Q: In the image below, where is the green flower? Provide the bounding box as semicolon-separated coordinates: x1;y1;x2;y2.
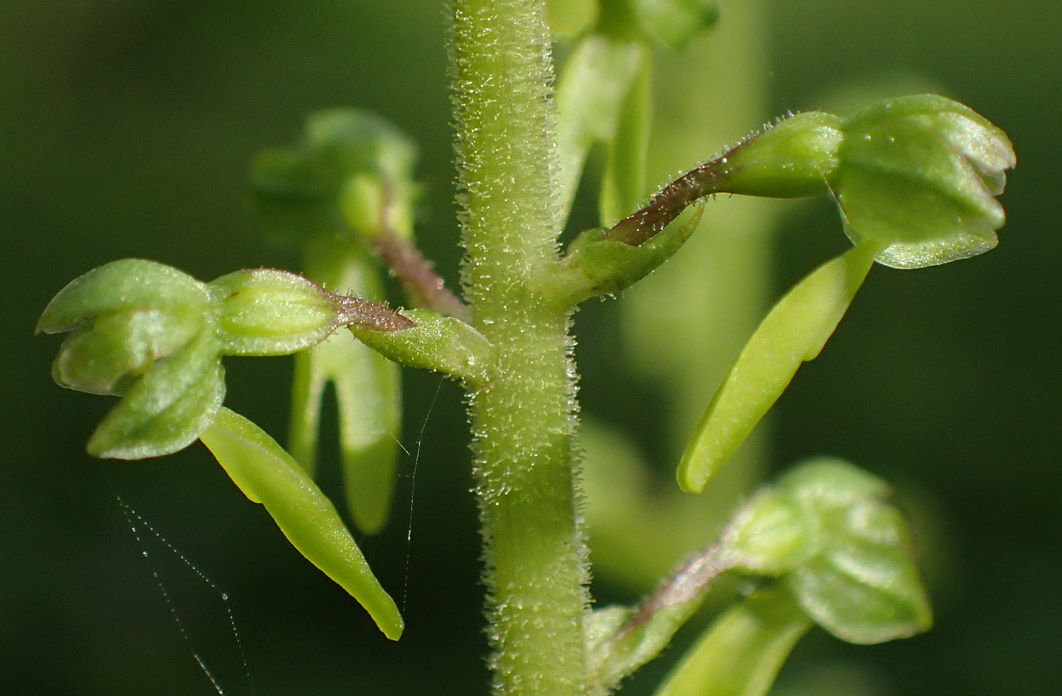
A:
38;259;411;459
833;94;1016;268
37;259;222;458
713;94;1015;268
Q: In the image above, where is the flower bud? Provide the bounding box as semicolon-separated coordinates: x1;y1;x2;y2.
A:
833;94;1016;268
40;260;411;459
774;459;930;644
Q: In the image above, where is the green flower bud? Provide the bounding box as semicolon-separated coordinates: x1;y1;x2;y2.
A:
714;96;1014;269
834;94;1015;268
38;260;222;458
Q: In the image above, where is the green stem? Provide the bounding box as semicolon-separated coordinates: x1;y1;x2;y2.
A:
451;1;588;694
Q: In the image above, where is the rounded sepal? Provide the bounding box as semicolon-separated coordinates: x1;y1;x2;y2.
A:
51;307;205;396
36;258;209;335
87;332;225;459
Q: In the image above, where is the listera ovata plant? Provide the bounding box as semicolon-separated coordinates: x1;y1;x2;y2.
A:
37;2;1014;694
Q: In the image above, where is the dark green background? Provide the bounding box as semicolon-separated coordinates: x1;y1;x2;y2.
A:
2;1;1058;694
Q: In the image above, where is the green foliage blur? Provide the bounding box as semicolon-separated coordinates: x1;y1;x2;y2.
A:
3;1;1059;694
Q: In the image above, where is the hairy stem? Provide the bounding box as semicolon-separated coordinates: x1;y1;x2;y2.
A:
450;1;588;694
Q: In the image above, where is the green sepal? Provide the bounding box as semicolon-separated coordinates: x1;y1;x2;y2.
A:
629;0;719;50
88;332;225;459
199;407;404;641
550;203;703;306
653;585;812;696
775;456;891;505
36;258;209;335
349;308;492;386
678;241;879;493
289;238;402;534
775;459;932;644
836;95;1015;268
209;268;346;356
51;306;206;396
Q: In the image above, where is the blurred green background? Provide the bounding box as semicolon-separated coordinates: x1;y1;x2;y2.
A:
2;1;1059;694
